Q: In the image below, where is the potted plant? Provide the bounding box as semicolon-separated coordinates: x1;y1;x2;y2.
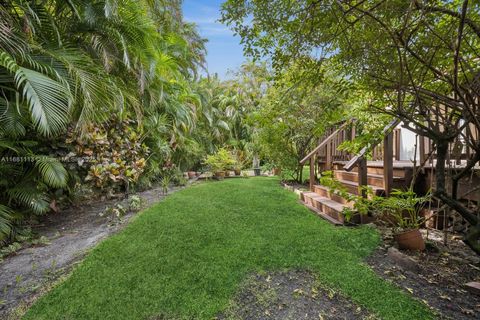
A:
187;171;196;179
232;156;243;176
368;189;431;251
203;149;236;180
231;148;249;176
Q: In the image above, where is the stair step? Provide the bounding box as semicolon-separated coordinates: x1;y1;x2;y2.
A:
333;170;404;188
313;185;353;205
302;201;343;226
302;192;348;223
336;179;384;196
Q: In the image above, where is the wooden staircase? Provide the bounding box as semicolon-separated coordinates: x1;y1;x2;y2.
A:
301;162;412;225
298;118;480;232
299;119;413;225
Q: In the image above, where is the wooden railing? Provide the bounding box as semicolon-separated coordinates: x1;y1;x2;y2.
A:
302;111;480;200
301;118;401;196
343;119;401;196
300;119;356;191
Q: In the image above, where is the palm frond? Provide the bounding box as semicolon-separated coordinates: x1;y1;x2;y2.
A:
0;205;13;242
0;96;26;137
0;51;72;136
34;156;68;188
7;185;50;215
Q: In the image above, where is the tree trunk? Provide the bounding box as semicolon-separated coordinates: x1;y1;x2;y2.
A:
434;140;480;254
298;164;304;184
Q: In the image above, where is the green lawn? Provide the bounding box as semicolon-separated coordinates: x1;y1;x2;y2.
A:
24;177;432;320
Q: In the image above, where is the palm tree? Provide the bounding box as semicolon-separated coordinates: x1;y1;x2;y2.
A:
0;0;207;244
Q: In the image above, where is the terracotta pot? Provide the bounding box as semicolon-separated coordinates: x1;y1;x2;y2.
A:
187;171;196;179
234;169;241;176
273;168;281;176
214;171;225;180
394;229;425;251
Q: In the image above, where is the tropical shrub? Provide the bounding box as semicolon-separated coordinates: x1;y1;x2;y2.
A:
231;148;251;170
68;119;149;194
204;149;236;173
0;0;206;247
0;148;68;245
160;175;172;195
255;62;347;182
128;195;145;212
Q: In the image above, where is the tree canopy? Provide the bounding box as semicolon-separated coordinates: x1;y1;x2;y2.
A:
221;0;480;252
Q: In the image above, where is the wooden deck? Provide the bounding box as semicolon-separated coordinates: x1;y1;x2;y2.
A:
299;120;480;227
334;160;480;170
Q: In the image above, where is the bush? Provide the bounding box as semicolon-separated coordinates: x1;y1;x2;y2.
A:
203;149;236;172
68;119;149;194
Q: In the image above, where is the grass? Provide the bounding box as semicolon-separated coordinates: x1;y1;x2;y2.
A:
24;177;432;320
279;165;311;184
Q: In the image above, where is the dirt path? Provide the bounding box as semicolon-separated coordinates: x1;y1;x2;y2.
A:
0;182;196;317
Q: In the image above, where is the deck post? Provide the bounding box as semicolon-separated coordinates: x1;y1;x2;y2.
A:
325;140;332;171
309;155;315;191
383;131;394;196
394;129;401;161
358;157;368;198
419;135;425;164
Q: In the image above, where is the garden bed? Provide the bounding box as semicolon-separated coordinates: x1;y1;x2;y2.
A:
282;181;480;319
367;228;480;319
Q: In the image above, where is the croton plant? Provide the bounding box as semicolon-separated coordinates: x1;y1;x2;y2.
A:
67;119;149;192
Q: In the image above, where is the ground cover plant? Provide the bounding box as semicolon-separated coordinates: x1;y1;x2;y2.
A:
24;178;432;320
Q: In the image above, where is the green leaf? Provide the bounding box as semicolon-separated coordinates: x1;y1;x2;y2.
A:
0;205;13;241
7;185;50;215
0;51;71;137
35;157;68;188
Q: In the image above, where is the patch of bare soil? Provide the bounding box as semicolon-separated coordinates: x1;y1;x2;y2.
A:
366;228;480;319
218;270;373;320
0;181;197;318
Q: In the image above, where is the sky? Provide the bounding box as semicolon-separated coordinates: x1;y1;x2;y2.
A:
182;0;246;79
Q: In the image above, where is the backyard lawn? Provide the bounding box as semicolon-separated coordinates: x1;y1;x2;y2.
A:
24;177;432;319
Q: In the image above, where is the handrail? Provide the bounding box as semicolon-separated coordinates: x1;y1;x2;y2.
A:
299;119;354;165
343;118;401;172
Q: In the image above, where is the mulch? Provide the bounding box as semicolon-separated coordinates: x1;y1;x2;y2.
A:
366;228;480;319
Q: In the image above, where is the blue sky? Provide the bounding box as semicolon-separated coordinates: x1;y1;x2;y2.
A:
182;0;245;79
